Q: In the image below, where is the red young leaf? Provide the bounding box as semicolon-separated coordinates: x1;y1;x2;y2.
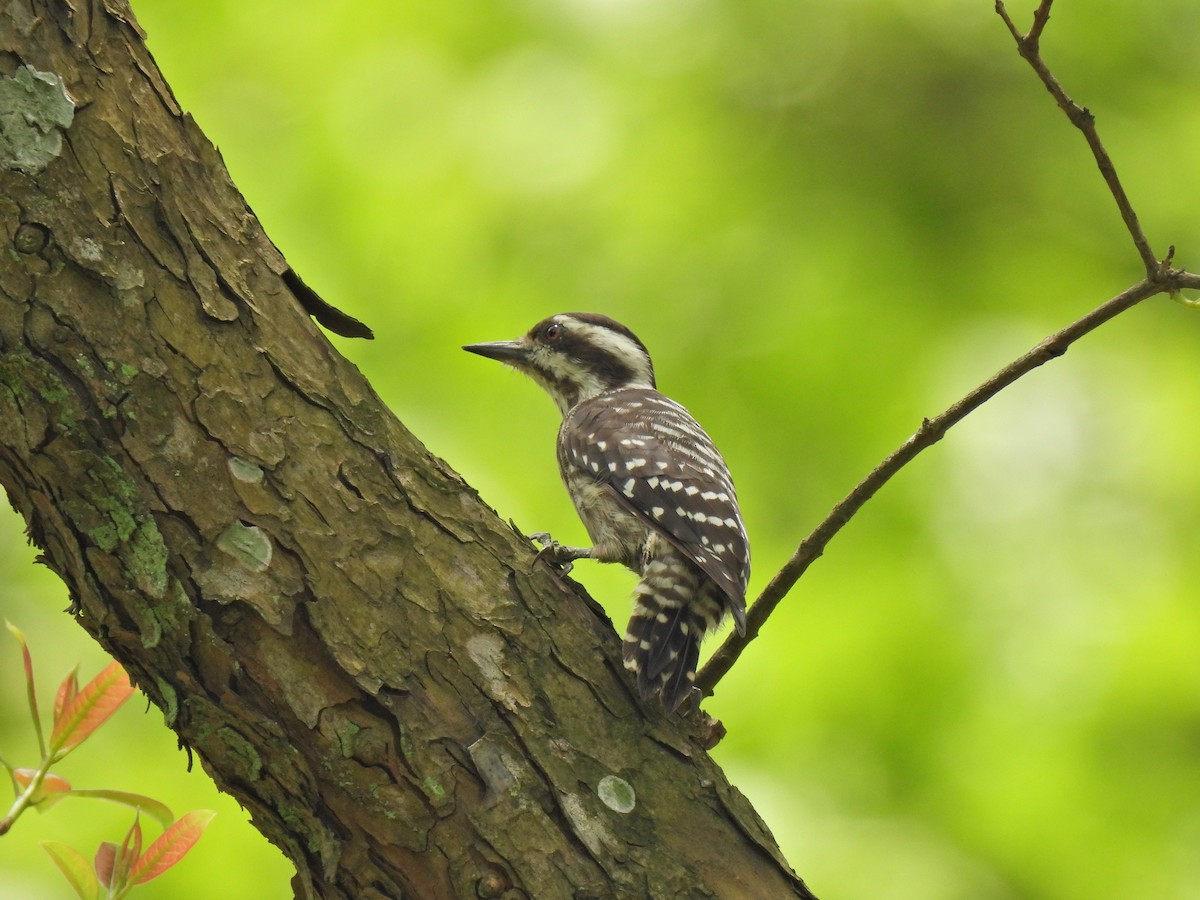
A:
94;841;117;889
129;810;215;885
117;815;144;888
49;661;135;756
55;666;80;724
12;768;72;804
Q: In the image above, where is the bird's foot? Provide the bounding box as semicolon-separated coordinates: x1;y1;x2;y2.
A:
529;533;590;575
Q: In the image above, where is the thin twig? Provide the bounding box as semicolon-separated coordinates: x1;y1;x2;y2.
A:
697;272;1200;696
696;7;1200;696
995;0;1159;274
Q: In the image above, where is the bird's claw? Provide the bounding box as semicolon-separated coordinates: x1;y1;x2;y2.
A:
530;533;575;575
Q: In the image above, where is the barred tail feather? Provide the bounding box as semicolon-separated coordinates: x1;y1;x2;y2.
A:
659;634;701;714
622;555;724;712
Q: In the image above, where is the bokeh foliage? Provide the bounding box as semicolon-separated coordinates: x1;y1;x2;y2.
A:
4;1;1200;897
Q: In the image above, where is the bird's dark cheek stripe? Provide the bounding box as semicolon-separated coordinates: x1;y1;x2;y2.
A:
562;337;634;391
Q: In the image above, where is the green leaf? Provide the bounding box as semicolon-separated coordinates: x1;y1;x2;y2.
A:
48;661;135;757
41;840;101;900
129;810;215;885
39;788;174;828
6;621;46;757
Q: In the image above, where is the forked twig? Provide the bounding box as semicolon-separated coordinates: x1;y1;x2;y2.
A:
995;0;1158;274
696;2;1200;697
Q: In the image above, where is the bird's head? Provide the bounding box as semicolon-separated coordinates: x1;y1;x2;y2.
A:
464;312;656;415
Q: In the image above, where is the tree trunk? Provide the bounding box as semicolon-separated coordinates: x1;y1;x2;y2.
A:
0;2;812;897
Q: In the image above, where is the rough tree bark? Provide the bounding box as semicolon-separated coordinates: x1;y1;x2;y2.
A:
0;2;812;897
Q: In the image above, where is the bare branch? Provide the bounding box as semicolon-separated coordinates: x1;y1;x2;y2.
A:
1028;0;1053;43
697;7;1200;696
994;0;1027;44
996;0;1159;274
698;271;1198;695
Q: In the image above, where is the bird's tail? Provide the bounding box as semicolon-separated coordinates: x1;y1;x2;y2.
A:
622;552;726;712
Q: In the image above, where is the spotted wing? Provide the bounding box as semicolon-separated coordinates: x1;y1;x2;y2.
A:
560;388;749;631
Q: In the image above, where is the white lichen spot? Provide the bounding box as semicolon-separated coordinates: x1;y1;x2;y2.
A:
0;67;75;174
597;774;636;814
227;456;264;484
215;520;271;572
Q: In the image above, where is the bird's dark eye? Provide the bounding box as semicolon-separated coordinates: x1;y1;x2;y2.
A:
543;323;562;342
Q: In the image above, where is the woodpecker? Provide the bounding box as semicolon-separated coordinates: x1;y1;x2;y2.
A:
464;313;749;712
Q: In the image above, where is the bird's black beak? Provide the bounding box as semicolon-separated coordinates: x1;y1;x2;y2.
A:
462;339;530;366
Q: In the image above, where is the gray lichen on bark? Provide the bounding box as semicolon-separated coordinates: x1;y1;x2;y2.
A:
0;65;75;174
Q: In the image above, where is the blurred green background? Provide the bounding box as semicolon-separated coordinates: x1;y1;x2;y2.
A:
4;1;1200;897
